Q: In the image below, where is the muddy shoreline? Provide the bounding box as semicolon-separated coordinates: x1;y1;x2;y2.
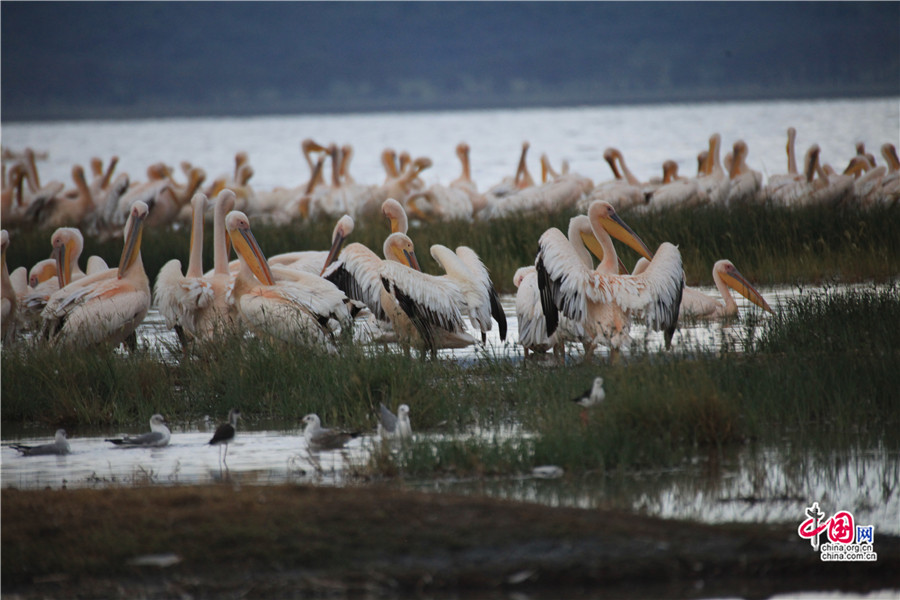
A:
3;484;898;598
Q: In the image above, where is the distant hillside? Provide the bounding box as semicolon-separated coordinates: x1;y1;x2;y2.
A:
2;2;898;121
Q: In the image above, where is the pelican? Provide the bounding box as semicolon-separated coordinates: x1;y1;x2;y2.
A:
696;134;730;205
267;214;354;275
10;429;71;456
106;414;171;448
209;408;240;466
154;193;213;345
726;140;763;205
192;189;239;338
514;212;624;359
382;198;408;233
766;127;804;193
40;201;151;348
2;230;18;341
226;210;352;350
429;244;507;343
634;258;773;320
325;233;474;355
879;143;900;205
302;413;360;451
536;201;684;359
377;403;412;440
580;148;645;213
514;266;555;357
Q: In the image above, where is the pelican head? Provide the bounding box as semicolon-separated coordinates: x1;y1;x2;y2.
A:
384;232;420;271
118;201;149;278
588;201;653;261
382;198;408;234
882;143;900;171
714;260;774;314
50;227;84;287
226;210;274;286
321;214;355;275
603;148;622;179
513;266;532;288
29;258;57;288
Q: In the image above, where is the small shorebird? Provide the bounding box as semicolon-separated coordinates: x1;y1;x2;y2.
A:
572;377;605;424
209;408;241;466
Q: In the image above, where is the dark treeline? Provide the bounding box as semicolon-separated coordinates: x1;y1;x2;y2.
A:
2;2;898;121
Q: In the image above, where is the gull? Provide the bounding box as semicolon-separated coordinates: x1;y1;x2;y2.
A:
302;413;360;451
106;414;171;448
377;403;412;440
209;408;240;465
572;377;605;424
10;429;71;456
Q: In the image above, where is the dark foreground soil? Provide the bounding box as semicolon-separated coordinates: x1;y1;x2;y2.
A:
2;483;898;599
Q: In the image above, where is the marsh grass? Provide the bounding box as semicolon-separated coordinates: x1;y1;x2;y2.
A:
2;275;898;475
5;203;898;295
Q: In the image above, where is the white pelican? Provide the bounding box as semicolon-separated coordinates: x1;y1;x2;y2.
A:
209;408;240;466
766;127;804;193
429;244;507;343
880;143;900;205
324;233;474;355
154;193;214;344
768;145;823;206
514;266;556;357
2;229;18;341
378;403;412;440
21;227;95;321
10;429;71;456
580;148;646;213
226;210;352;350
267;214;354;275
643;161;707;211
192;189;239;338
106;414;171;448
697;134;730;205
514;212;624;359
726;141;763;205
302;413;360;451
634;257;773;319
383;198;408;233
536;201;684;359
40;201;151;348
405;143;487;222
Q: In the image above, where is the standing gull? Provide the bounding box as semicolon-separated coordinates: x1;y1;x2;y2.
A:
377;403;412;440
302;414;360;451
106;414;171;448
10;429;71;456
209;408;241;465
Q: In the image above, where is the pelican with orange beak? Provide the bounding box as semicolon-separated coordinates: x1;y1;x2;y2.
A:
41;201;151;348
226;210;352;350
536;200;684;359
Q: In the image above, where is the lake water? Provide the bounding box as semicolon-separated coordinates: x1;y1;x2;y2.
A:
3;100;898;547
3;98;898;193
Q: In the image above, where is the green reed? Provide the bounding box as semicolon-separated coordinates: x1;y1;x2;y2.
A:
5;203;898;296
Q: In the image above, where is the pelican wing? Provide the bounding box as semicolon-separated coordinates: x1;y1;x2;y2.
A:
381;261;467;351
154;259;214;330
515;267;554;350
535;227;591;336
270;267;351;326
455;246;507;341
323;243;387;321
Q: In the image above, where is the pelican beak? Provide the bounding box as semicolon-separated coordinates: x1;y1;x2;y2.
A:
403;248;422;271
229;225;274;285
617;257;629;275
600;212;653;261
118;211;145;278
580;231;606;264
720;267;774;313
51;243;67;287
319;229;348;276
